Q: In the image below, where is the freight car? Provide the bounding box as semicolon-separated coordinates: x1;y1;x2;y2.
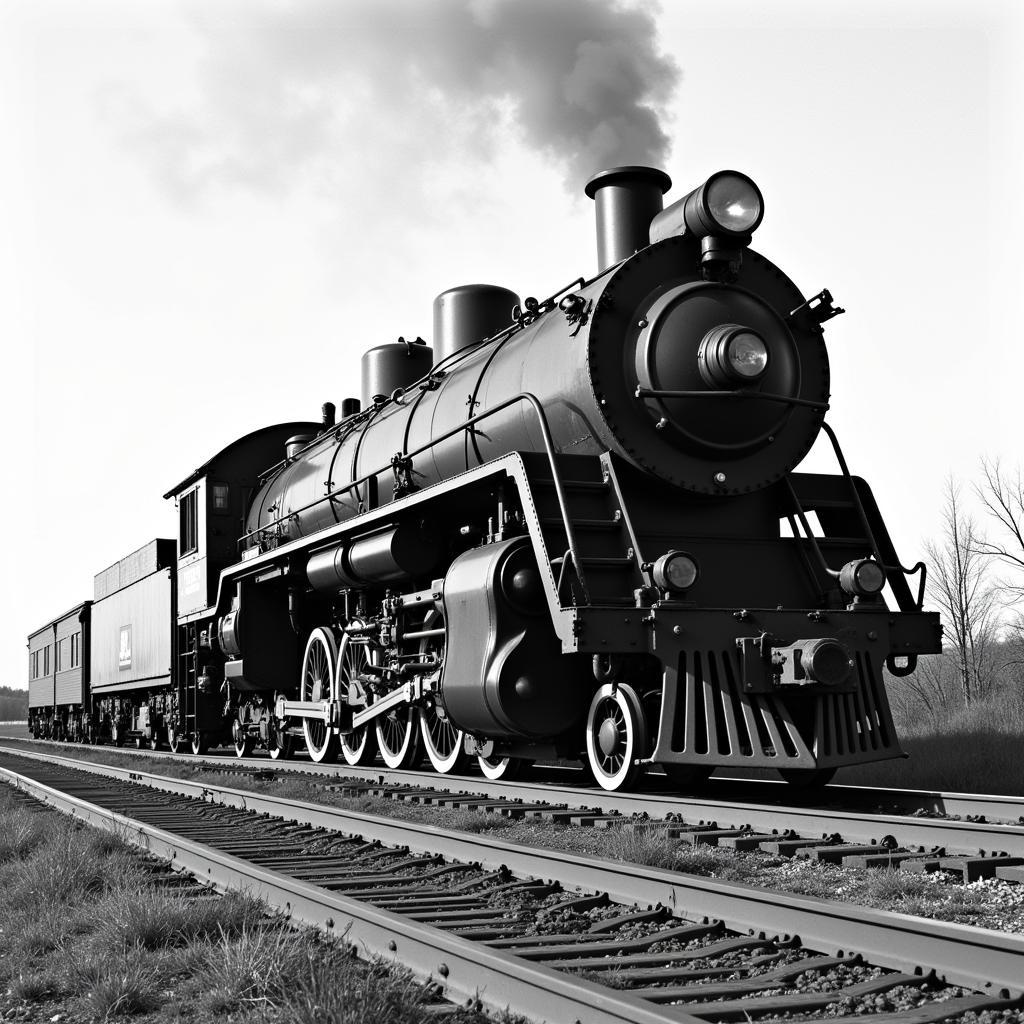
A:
28;164;942;791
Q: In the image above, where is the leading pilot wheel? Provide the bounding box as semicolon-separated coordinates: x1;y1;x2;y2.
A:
779;767;836;788
301;627;341;764
585;683;648;792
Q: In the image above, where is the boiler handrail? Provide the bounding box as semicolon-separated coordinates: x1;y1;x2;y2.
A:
239;393;590;606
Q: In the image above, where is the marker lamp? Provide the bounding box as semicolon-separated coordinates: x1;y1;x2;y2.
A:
652;550;699;593
839;559;886;598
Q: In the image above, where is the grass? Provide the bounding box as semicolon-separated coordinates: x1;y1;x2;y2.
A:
838;692;1024;795
0;783;508;1023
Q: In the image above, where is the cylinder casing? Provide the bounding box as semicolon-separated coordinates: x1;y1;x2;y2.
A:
306;525;441;592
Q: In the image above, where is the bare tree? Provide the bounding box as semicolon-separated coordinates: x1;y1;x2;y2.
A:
923;480;999;706
975;457;1024;600
888;650;958;723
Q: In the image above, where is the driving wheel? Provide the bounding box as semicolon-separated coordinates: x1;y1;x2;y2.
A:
301;627;340;764
338;632;379;767
417;611;465;774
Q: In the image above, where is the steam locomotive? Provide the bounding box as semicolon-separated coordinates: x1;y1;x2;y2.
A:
27;165;941;791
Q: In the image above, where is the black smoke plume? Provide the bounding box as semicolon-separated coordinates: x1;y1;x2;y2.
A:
112;0;678;202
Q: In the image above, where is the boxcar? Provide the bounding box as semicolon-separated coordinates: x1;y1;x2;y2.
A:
27;602;90;739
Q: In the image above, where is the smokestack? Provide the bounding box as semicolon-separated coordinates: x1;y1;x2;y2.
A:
585;166;672;273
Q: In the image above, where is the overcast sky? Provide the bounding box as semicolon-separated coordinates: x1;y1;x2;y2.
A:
2;0;1022;688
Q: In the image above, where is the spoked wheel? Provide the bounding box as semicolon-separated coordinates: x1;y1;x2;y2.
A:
168;725;185;754
134;737;144;749
585;683;648;792
233;721;254;759
302;627;341;764
416;610;464;773
477;754;531;781
268;726;293;760
337;633;379;767
662;764;712;791
191;733;209;756
420;702;466;774
376;706;422;770
779;767;836;788
148;734;160;751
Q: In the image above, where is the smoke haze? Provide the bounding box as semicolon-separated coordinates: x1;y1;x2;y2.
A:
109;0;678;204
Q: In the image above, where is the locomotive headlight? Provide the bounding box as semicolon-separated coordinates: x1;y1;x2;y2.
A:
704;172;764;235
652;550;699;593
698;324;770;389
726;332;769;378
649;170;764;247
839;558;886;598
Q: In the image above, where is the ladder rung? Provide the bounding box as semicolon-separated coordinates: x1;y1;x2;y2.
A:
552;555;634;568
540;517;619;531
786;536;868;546
532;478;608;492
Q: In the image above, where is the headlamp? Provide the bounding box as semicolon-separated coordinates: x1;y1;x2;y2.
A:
839;559;886;598
652;550;699;593
698;324;770;388
704;172;764;235
649;169;765;245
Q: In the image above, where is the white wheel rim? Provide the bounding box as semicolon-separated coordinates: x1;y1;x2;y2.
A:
478;754;514;781
420;705;464;773
415;609;457;771
376;707;417;768
585;683;647;792
338;635;377;767
301;627;338;763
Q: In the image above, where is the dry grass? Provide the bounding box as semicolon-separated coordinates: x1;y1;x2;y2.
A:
0;783;502;1023
838;692;1024;794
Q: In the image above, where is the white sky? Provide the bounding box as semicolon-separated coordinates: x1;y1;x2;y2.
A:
2;0;1022;687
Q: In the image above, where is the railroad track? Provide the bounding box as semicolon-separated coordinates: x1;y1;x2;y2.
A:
0;746;1022;1024
4;735;1024;880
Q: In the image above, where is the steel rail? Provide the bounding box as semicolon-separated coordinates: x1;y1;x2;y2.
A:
4;736;1023;853
0;760;701;1024
4;745;1022;997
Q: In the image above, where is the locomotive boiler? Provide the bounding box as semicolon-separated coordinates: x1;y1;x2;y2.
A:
30;164;942;792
